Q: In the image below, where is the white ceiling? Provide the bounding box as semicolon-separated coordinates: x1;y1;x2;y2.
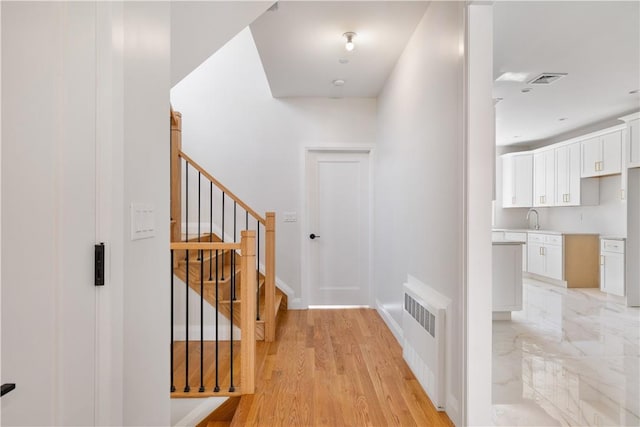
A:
249;1;429;98
494;1;640;146
171;1;274;87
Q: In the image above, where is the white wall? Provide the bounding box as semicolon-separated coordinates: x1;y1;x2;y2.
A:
533;175;626;235
2;2;172;426
121;2;171;425
171;1;273;86
465;4;495;426
172;276;239;341
170;28;377;305
374;2;465;425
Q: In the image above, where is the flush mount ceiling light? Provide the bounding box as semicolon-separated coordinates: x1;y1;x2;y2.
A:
495;72;529;83
343;32;357;52
332;79;345;86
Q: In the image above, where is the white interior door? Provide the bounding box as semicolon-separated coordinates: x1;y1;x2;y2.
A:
307;150;371;306
1;3;98;425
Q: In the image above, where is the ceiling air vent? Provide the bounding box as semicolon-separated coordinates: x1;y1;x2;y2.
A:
528;73;567;85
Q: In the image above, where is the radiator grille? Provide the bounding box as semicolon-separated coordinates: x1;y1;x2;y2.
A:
404;293;436;337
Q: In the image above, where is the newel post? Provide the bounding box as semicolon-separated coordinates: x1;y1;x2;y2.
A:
240;230;257;393
171;109;182;247
265;212;276;342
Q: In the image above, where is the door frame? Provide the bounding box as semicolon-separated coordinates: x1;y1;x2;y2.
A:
301;146;375;308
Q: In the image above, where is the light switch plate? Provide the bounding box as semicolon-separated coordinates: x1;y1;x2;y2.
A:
130;203;155;240
283;211;297;223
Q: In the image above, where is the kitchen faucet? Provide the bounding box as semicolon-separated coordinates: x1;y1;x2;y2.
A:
526;208;540;230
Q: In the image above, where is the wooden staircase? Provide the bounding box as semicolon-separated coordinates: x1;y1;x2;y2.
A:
173;232;287;341
170;108;286;399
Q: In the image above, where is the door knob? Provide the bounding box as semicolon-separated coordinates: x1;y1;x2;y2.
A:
309;233;320;240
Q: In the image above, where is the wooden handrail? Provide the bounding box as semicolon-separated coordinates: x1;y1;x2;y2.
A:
170;242;241;251
178;150;266;225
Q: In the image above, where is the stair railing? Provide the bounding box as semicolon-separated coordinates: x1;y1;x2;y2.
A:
169;231;256;395
170;109;277;342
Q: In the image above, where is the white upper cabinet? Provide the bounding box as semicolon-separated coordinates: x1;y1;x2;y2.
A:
601;131;623;175
628;119;640;168
555;143;599;206
533;149;555;207
581;130;622;177
502;153;532;208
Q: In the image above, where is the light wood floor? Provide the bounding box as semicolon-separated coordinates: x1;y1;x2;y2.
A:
230;309;454;426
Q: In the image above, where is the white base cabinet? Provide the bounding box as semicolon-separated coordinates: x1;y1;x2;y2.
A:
527;233;563;281
526;232;599;288
600;238;625;297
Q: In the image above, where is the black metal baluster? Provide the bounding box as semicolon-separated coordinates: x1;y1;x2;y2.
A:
257;221;260;321
209;181;213;280
214;249;220;392
245;211;248;230
221;193;225;280
185;248;190;392
197;172;201;260
171;250;175;392
199;249;204;392
229;262;235;393
185;162;189;254
233;202;237;301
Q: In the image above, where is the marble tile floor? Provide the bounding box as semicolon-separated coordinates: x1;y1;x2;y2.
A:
492;278;640;426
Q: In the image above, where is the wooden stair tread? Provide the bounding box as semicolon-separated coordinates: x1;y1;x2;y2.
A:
182;233;222;243
171;389;243;399
178;251;233;266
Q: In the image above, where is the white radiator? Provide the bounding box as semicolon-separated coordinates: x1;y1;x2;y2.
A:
402;276;447;410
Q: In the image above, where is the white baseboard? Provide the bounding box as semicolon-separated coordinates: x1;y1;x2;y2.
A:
375;299;403;345
172;397;228;427
446;393;461;427
287;298;306;310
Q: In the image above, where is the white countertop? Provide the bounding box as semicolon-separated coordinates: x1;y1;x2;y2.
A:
493;228;562;235
492;241;525;245
600;236;626;241
493;228;601;236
